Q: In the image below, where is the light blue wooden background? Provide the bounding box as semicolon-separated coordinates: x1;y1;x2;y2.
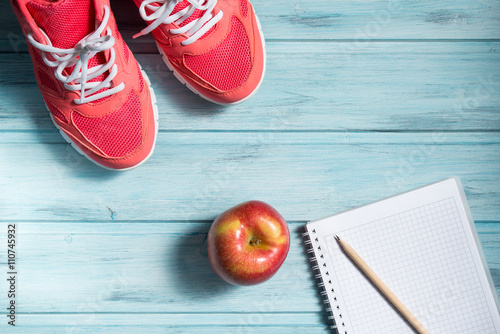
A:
1;0;499;333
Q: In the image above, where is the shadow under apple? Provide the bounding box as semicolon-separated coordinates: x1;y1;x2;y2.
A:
169;221;235;300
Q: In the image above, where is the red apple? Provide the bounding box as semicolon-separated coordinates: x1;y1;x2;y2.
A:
207;200;290;286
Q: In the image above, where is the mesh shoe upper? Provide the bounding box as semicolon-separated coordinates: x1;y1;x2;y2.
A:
11;0;158;170
26;0;95;49
73;91;143;158
27;0;111;102
184;16;251;91
134;0;266;104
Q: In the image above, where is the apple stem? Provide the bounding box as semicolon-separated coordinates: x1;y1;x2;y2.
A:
249;238;261;246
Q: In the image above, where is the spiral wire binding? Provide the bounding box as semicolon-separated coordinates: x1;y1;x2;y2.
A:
303;228;346;333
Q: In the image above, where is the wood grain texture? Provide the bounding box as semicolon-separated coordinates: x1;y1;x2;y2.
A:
1;0;500;52
2;43;500;131
0;222;498;315
1;322;325;334
0;0;498;332
1;132;500;221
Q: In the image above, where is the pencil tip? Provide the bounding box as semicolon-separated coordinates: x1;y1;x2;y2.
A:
334;235;340;241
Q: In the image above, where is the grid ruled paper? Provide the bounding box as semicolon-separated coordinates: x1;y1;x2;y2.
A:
306;178;500;334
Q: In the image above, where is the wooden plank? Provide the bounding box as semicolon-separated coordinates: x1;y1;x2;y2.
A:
4;313;323;327
0;132;499;221
0;327;325;334
2;0;500;52
0;222;320;314
3;323;325;334
0;222;497;317
1;42;499;132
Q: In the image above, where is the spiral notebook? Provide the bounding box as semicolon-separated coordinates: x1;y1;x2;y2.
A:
304;177;500;333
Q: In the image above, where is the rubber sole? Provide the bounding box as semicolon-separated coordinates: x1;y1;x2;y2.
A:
47;63;159;171
155;8;267;106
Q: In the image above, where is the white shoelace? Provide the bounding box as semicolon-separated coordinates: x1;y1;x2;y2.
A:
133;0;223;46
27;5;125;105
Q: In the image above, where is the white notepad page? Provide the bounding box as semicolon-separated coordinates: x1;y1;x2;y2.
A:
306;178;500;333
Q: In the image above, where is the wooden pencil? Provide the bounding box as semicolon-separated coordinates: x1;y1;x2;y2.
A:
335;235;430;334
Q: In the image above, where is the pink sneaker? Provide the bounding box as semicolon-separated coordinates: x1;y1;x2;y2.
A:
11;0;159;170
133;0;266;105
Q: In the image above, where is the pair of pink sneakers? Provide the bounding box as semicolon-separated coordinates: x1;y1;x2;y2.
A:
11;0;266;170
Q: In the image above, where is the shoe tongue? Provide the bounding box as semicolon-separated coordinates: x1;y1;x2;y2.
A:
145;1;207;28
172;0;205;27
26;0;96;49
27;0;111;101
144;1;205;27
